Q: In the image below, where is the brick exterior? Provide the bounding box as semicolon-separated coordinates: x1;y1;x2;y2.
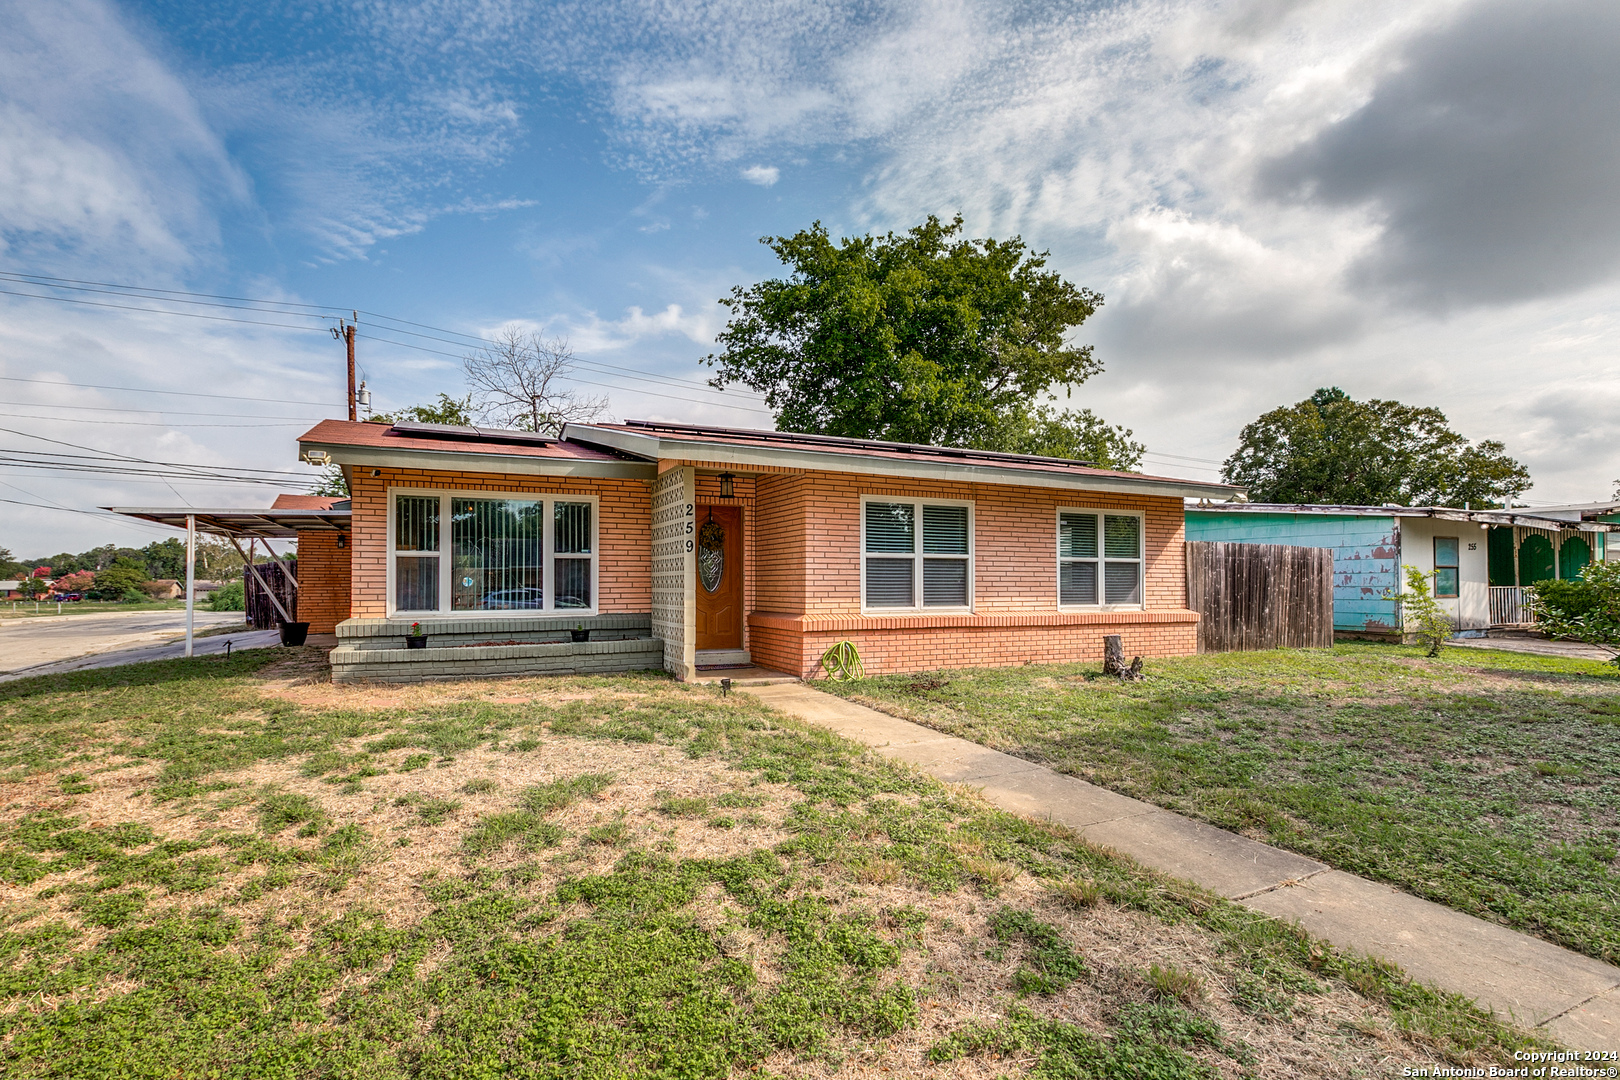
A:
745;469;1196;678
293;530;351;634
339;461;1198;681
346;468;652;619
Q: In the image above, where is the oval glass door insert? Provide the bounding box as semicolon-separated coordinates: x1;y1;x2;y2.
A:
698;517;725;592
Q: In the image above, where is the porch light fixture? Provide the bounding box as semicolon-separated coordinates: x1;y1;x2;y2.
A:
336;535;348;549
718;472;735;499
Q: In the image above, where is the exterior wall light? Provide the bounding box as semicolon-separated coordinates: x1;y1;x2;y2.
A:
336;534;348;549
719;472;735;499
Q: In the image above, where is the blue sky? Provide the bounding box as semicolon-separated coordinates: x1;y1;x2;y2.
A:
3;0;1618;555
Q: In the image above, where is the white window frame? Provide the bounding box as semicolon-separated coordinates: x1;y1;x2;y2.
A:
386;488;599;619
859;495;975;614
1056;507;1146;611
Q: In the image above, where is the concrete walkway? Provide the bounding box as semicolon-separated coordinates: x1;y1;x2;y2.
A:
1448;634;1615;663
743;681;1620;1048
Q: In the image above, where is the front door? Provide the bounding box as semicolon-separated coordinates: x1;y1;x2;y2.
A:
695;504;743;650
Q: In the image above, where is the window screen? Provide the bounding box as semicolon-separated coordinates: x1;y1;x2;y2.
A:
863;500;971;608
554;502;593;609
1434;536;1459;599
1058;511;1143;607
394;495;440;611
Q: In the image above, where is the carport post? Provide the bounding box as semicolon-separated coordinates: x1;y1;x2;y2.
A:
185;514;196;658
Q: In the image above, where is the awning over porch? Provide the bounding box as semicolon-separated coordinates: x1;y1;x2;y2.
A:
104;500;351;656
104;504;350;538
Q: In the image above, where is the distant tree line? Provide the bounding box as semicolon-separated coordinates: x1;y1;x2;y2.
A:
1;538;263;586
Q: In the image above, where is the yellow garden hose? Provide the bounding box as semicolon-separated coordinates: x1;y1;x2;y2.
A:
820;640;865;680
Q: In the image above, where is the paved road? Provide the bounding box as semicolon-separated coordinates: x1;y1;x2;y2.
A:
0;609;248;674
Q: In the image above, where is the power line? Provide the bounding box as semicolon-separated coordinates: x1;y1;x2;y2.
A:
0;271;342;322
0;413;312;429
0;427;314;477
0;270;349;314
350;315;769;400
1;267;767;403
0;375;337;408
0;285;332;331
357;330;773;412
1;399;328;419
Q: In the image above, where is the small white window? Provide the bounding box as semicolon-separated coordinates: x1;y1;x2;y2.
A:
389;490;597;617
1058;509;1143;608
862;497;973;611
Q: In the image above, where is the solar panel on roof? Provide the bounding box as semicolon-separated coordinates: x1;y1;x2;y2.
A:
388;421;553;446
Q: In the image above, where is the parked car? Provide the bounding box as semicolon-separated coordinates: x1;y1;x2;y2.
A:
479;587;544;610
55;593;83;602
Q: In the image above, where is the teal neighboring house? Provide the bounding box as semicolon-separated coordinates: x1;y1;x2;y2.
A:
1185;501;1620;637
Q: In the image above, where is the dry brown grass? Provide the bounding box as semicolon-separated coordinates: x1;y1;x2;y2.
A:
0;671;1522;1077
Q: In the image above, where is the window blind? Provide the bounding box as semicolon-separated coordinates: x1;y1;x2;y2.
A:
865;502;915;552
451;499;544;611
922;505;968;554
1103;515;1140;559
865;558;914;606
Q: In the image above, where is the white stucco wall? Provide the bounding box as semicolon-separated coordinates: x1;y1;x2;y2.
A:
1396;517;1490;631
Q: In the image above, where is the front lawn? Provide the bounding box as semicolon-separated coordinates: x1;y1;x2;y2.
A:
0;651;1545;1076
825;643;1620;966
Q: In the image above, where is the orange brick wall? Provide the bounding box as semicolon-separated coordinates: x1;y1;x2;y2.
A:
347;468;652;619
294;530;351;633
748;613;1199;679
746;469;1195;677
751;469;1188;615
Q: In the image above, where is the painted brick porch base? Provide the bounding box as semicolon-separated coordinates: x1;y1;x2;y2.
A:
746;610;1201;680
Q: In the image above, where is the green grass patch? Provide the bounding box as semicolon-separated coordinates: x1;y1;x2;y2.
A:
0;663;1554;1076
825;641;1620;963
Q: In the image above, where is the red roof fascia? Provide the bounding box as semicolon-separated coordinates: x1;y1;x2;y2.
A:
296;419;626;462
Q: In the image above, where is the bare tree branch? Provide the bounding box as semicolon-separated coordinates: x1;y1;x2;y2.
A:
462;328;607;435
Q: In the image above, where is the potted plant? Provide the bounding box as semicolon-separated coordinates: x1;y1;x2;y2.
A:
406;622;428;649
278;619;310;647
570;622;590;643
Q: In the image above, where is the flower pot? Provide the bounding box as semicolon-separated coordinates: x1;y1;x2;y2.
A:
406;636;428;650
278;621;310;647
570;629;591;643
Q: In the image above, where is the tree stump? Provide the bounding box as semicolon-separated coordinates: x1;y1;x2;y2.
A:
1102;635;1145;681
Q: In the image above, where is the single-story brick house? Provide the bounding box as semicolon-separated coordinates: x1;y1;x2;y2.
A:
288;418;1234;683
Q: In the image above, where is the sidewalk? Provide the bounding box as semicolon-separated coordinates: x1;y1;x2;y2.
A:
743;681;1620;1047
0;629;289;683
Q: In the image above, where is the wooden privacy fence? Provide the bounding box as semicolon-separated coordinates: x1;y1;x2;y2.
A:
245;561;297;630
1186;541;1334;653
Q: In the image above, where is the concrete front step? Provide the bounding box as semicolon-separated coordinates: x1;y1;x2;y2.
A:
330;636;663;683
742;681;1620;1046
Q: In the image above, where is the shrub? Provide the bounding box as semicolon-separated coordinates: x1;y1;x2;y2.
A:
209;581;245;611
1399;566;1455;657
1531;563;1620;665
119;587;149;604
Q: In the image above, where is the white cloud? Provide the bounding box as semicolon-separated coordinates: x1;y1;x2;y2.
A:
0;0;244;274
740;164;779;186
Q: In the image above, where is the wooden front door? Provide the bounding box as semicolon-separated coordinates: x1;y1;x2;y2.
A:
695;505;743;650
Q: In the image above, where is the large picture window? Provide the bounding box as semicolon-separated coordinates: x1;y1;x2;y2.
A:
861;498;972;611
1058;510;1143;608
390;490;596;615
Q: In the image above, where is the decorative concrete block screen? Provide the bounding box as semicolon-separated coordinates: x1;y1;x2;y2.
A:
652;466;696;679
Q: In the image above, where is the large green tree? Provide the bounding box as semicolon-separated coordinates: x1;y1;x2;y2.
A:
1222;388;1531;507
704;216;1141;468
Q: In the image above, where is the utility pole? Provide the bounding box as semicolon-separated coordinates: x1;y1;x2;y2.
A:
332;312;358;421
